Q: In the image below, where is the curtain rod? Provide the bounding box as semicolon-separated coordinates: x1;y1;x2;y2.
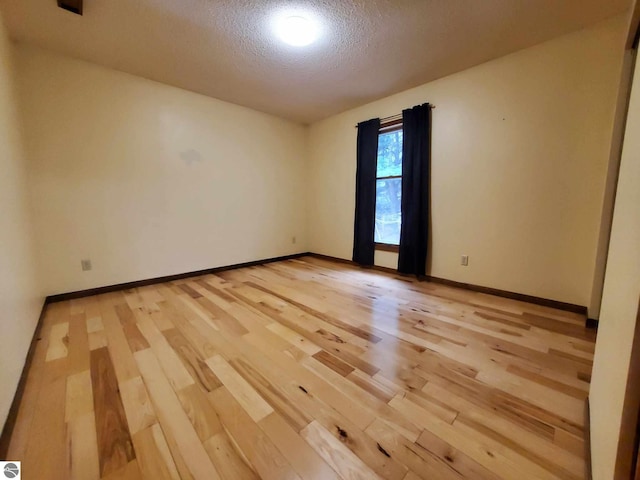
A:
355;104;435;128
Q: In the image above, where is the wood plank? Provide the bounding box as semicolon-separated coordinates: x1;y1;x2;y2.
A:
196;278;239;304
195;295;249;336
258;412;341;480
163;327;223;392
115;303;151;353
241;330;377;431
132;423;180;480
46;322;69;362
312;349;355;376
90;346;136;476
301;354;422;444
101;459;142;480
206;354;274;422
347;369;398;403
414;426;503;480
21;357;70;480
422;380;583;474
67;313;90;374
119;375;157;435
209;386;301;480
65;370;100;480
455;414;582;480
506;364;587;400
67;412;100;480
136;312;195;391
266;322;322;355
135;348;222;480
86;315;104;333
391;394;559;480
302;389;409;479
204;432;260;480
301;420;383;480
246;280;383;343
177;383;224;442
229;357;313;433
150;310;176;331
100;295;141;383
5;310;50;461
178;283;202;298
365;417;500;480
554;428;585;458
88;330;108;351
65;369;93;422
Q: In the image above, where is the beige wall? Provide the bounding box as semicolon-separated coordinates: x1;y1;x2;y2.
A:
588;48;635;319
0;17;42;429
308;17;625;307
589;50;640;480
16;45;309;296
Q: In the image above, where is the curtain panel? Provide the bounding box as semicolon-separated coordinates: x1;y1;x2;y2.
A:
352;118;381;265
398;103;431;276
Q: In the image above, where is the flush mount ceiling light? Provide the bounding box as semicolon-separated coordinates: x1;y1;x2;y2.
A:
274;13;320;47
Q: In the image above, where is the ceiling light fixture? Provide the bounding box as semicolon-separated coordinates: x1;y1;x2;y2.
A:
274;14;319;47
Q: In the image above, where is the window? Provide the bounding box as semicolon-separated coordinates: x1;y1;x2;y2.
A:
375;121;403;249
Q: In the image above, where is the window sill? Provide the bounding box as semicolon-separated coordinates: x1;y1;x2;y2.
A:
375;243;399;253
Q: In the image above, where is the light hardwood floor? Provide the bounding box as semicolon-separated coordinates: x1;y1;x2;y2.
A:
6;256;595;480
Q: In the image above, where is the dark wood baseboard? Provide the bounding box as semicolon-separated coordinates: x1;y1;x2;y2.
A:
586;318;599;330
49;249;585;314
308;252;353;266
0;300;48;460
47;252;310;303
424;276;587;315
308;252;588;315
585;397;593;480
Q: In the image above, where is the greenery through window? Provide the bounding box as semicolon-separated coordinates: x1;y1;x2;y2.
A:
375;126;402;245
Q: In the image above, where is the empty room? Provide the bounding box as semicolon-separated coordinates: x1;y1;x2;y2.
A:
1;1;640;479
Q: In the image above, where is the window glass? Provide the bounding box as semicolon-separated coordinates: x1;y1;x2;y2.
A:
377;130;402;177
375;178;401;244
375;128;402;245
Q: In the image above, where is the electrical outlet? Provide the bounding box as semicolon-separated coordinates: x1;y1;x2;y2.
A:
461;255;469;266
81;259;92;271
292;236;297;244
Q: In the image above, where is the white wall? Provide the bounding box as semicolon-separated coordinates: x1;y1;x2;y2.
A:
0;16;42;430
308;17;625;307
589;50;640;480
16;45;309;296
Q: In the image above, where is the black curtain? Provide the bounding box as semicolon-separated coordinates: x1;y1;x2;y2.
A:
352;118;381;266
398;103;431;276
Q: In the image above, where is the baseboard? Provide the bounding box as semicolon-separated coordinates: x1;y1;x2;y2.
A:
425;276;587;315
586;318;599;330
585;397;593;480
47;252;311;303
0;300;49;460
45;251;589;316
308;252;588;315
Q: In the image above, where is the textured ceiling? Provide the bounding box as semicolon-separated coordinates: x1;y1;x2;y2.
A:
1;0;630;124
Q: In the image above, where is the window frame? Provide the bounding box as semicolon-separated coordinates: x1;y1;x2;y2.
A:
374;118;403;252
